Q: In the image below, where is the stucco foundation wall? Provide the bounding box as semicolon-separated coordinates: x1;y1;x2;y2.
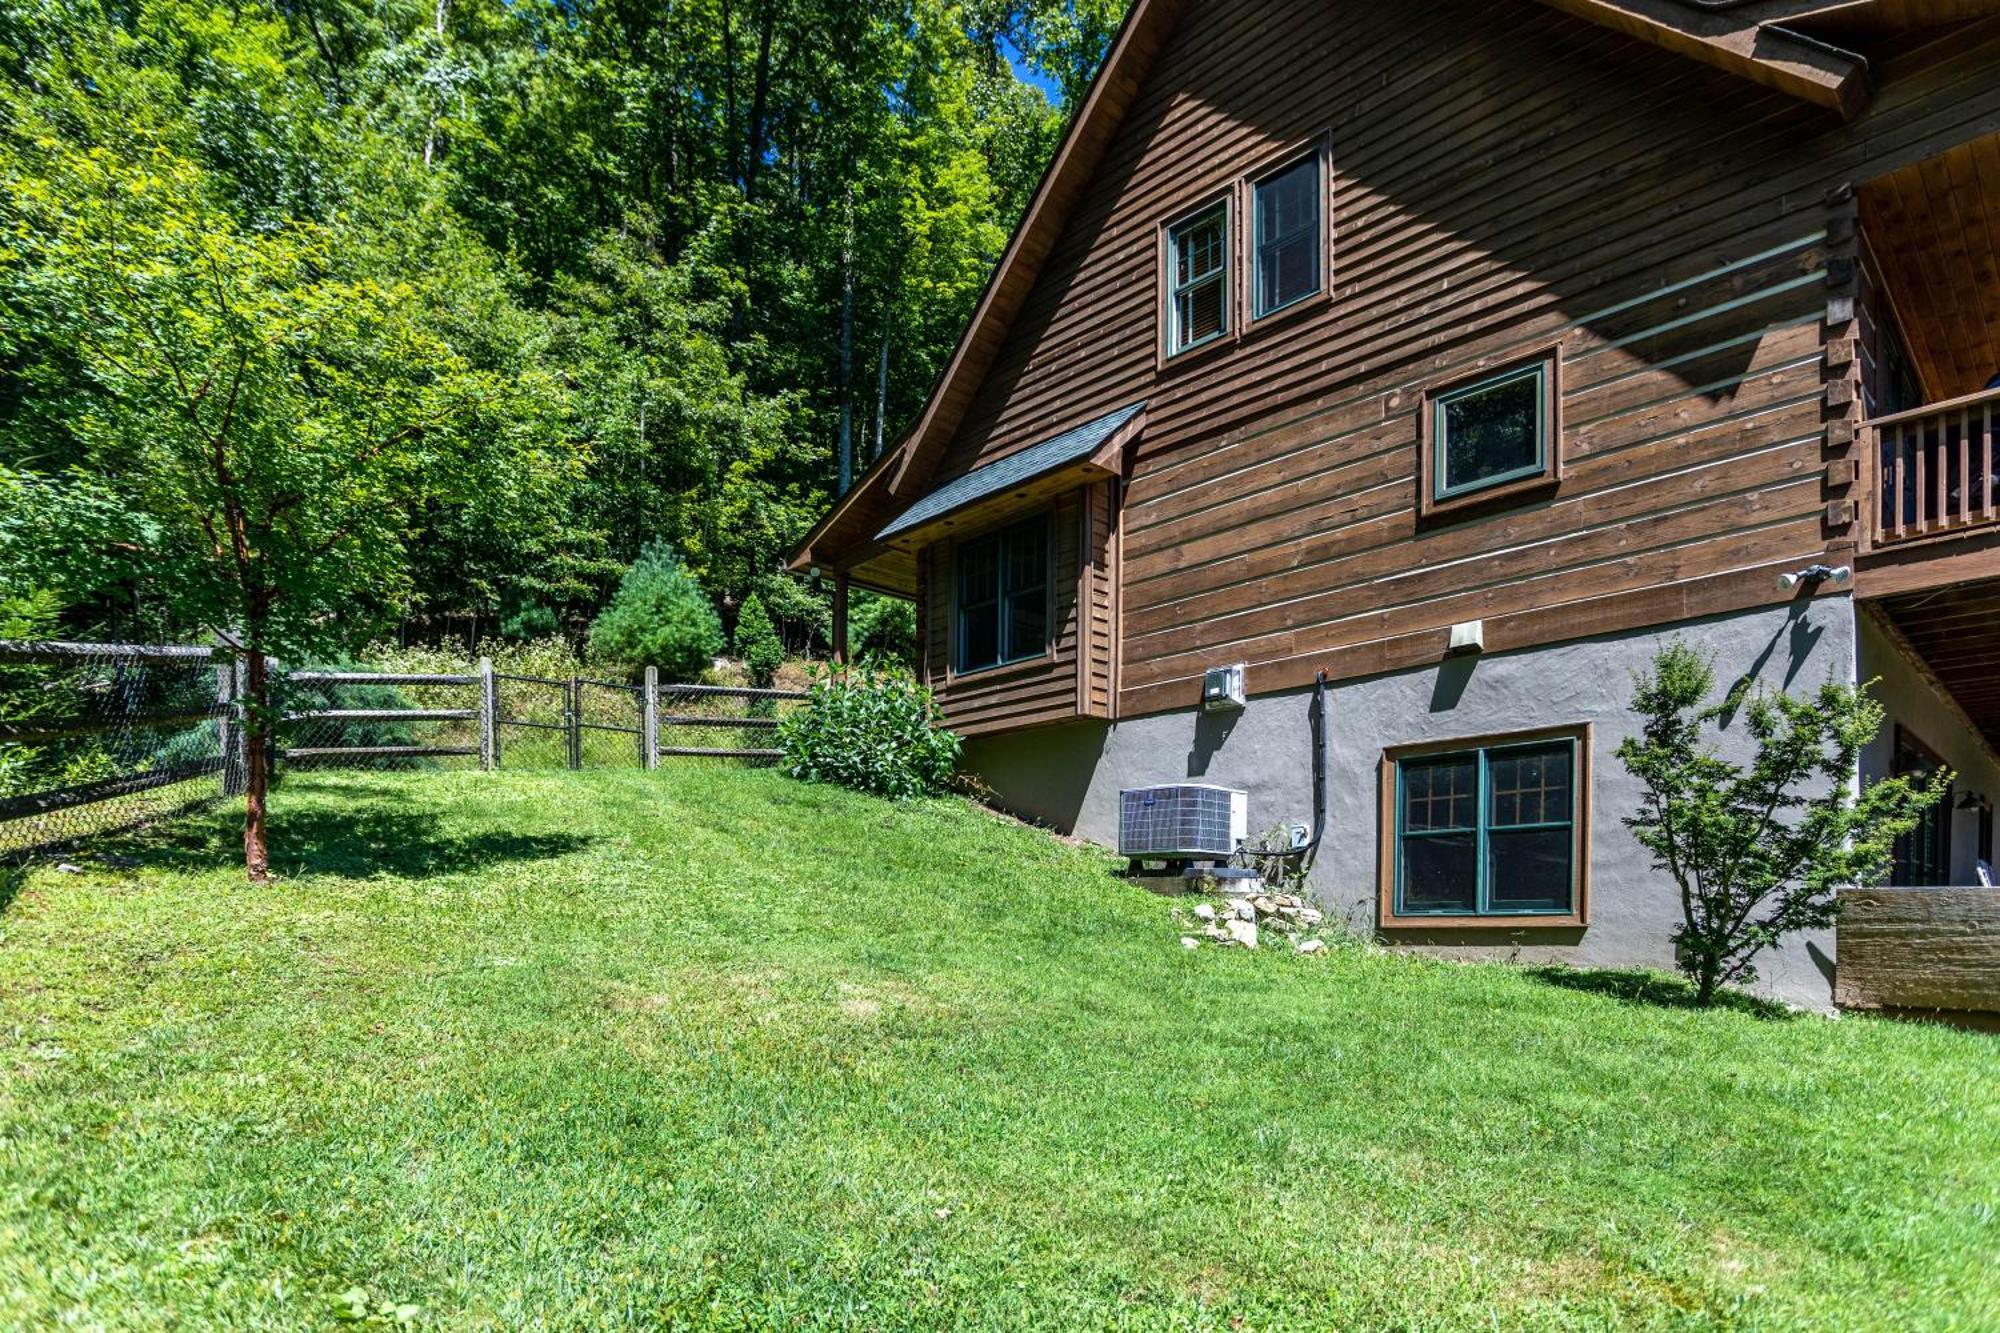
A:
1857;609;2000;885
965;597;1861;1008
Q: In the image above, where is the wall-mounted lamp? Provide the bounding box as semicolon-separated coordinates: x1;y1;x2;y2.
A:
1955;791;1991;812
1775;564;1853;592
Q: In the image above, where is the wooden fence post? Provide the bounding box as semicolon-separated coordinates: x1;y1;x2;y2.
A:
217;650;245;797
643;666;659;770
566;675;582;770
478;656;496;771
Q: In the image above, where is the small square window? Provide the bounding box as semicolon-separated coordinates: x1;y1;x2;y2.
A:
1381;729;1589;927
1253;156;1321;318
1167;203;1230;355
1420;350;1563;515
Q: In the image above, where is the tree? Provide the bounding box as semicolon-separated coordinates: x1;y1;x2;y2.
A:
734;592;784;687
586;545;724;682
2;131;570;881
1617;642;1949;1007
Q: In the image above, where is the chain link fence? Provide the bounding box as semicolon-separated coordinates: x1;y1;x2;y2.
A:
1;642;806;857
0;641;234;856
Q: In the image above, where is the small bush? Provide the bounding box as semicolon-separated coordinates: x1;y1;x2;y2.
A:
778;666;959;800
586;544;723;682
735;593;784;688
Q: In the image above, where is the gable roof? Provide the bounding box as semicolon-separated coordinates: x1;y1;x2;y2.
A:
788;0;1920;584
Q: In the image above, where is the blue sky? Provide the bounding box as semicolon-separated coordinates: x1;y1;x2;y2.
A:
1000;34;1063;105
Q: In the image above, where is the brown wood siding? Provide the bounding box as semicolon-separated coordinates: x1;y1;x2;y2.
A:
913;0;2000;720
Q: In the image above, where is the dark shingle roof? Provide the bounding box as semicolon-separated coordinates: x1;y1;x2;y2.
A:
876;402;1143;541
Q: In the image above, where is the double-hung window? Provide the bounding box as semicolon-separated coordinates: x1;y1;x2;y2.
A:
954;515;1050;674
1167;203;1229;355
1423;350;1562;513
1390;732;1584;922
1253;156;1321;318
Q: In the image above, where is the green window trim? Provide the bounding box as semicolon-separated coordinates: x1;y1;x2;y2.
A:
1430;361;1551;503
1167;203;1230;356
952;514;1051;676
1393;735;1581;919
1252;154;1323;320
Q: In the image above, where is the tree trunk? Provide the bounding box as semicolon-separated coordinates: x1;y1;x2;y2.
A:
743;2;775;205
837;185;855;493
873;324;889;460
242;644;272;884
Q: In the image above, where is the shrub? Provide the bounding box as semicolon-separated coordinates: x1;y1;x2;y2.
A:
586;544;723;682
735;592;784;688
778;666;959;800
1618;641;1950;1007
849;591;917;668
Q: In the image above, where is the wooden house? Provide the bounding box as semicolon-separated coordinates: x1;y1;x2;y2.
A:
791;0;2000;1007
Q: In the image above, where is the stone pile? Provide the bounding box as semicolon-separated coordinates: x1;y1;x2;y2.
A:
1177;891;1327;953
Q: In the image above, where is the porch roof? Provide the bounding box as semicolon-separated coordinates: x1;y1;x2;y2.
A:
875;402;1144;542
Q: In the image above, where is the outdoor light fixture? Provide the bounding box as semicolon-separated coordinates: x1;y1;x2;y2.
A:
1775;563;1853;592
1956;791;1991;812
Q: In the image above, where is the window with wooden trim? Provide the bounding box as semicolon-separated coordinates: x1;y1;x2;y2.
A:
1420;349;1564;515
1383;728;1588;925
1890;727;1952;886
953;515;1050;674
1167;203;1229;355
1252;155;1321;318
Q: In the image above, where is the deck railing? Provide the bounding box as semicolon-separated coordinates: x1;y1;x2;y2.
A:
1868;386;2000;546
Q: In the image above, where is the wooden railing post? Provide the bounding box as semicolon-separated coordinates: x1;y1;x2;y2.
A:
642;666;659;770
566;676;582;770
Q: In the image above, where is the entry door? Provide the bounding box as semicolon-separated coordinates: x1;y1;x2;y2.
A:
1891;727;1952;887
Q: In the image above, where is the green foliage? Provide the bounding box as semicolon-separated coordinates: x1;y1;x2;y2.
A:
587;545;723;682
734;593;784;688
1617;642;1951;1006
849;590;918;667
779;666;959;799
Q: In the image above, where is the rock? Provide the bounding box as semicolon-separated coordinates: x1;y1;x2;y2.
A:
1295;938;1327;955
1192;903;1217;922
1228;898;1257;922
54;862;83;874
1297;908;1324;927
1181;936;1201;950
1225;918;1259;949
1251;895;1278;917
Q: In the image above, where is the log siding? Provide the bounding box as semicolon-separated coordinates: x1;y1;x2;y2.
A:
902;0;2000;724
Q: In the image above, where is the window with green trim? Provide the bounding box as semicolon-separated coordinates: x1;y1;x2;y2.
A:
1167;203;1229;355
1431;362;1549;502
953;515;1049;674
1253;155;1321;318
1395;736;1579;917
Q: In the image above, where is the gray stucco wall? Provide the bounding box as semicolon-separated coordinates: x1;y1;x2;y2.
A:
1857;610;2000;885
966;597;1863;1008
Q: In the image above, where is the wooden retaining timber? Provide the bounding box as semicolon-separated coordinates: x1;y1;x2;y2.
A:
1834;887;2000;1016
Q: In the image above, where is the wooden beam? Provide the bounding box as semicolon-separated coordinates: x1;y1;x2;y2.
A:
1536;0;1872;118
832;572;850;666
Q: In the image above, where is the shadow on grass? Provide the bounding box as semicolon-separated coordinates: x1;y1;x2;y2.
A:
114;789;592;881
1526;965;1797;1021
0;861;23;915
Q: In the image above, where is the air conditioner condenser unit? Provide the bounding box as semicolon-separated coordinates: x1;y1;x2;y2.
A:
1117;783;1248;860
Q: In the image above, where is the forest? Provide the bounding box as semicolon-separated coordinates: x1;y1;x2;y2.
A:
0;0;1127;660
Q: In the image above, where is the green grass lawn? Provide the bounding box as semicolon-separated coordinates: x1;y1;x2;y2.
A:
2;770;1995;1330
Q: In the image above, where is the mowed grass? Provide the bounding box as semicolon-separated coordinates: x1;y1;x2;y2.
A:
1;771;1995;1330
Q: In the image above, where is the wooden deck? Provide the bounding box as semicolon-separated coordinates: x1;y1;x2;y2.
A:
1835;886;2000;1017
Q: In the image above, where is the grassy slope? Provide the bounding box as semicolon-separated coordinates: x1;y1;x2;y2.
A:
0;770;1994;1330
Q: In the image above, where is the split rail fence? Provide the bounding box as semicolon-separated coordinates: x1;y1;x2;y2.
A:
0;640;801;856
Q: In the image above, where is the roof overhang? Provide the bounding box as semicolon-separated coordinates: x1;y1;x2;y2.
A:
874;402;1142;549
1535;0;1873;118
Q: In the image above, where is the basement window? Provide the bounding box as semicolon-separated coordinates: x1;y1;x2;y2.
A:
1167;202;1230;356
1382;728;1588;927
954;515;1050;674
1253;155;1322;318
1420;348;1564;515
